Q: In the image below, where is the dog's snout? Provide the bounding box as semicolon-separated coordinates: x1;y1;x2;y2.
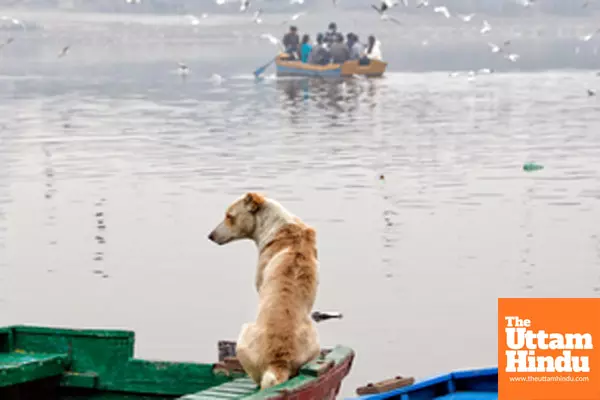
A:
208;231;215;242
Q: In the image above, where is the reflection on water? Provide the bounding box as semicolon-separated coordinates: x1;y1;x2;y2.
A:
1;11;600;398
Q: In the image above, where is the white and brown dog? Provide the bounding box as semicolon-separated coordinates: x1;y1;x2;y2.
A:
208;192;320;390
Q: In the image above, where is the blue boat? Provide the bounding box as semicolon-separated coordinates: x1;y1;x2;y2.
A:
275;54;387;78
346;367;498;400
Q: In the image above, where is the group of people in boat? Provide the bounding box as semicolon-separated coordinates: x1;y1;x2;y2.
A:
281;22;383;66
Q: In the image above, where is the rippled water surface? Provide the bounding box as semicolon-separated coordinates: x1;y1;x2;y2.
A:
1;8;600;397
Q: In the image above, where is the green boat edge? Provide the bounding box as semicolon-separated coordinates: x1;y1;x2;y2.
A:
0;325;355;400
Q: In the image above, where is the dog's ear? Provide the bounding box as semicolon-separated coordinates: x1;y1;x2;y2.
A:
243;192;265;213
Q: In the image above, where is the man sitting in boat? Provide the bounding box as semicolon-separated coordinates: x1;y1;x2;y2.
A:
347;33;365;61
329;33;350;64
307;33;331;65
300;34;312;63
282;25;300;60
323;22;340;48
360;35;383;65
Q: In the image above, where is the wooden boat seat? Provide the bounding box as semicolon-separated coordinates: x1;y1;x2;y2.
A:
177;377;259;400
0;352;68;387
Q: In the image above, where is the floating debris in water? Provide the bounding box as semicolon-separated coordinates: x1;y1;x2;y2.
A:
523;162;543;172
379;174;385;181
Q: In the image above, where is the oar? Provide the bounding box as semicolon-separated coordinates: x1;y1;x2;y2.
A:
253;55;278;78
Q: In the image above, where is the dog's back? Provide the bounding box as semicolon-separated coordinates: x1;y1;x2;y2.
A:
256;223;319;388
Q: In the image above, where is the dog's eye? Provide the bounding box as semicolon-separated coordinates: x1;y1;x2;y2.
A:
226;213;235;222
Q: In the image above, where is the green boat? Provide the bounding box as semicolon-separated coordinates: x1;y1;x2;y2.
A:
0;325;355;400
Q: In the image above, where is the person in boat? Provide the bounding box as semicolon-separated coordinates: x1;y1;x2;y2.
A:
323;22;339;48
363;35;383;61
307;33;331;65
300;34;312;63
347;33;365;60
329;33;350;64
282;25;300;60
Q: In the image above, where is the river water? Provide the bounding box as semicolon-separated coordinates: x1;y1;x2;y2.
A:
1;7;600;397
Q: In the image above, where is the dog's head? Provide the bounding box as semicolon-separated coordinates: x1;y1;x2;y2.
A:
208;192;265;245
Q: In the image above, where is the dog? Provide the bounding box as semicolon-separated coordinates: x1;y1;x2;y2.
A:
208;192;321;390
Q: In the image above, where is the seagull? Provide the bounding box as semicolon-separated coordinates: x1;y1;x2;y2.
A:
416;0;429;7
433;6;451;18
457;13;475;22
240;0;250;12
381;13;402;25
281;12;306;25
290;0;305;4
480;20;491;34
185;14;202;25
311;311;343;323
253;8;263;24
372;0;398;14
580;29;600;42
58;46;69;58
1;16;26;30
209;73;224;85
488;42;503;53
125;0;141;3
0;37;14;49
216;0;226;4
477;68;494;74
260;33;285;51
505;53;520;62
178;62;189;77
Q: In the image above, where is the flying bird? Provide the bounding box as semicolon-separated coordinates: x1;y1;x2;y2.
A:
433;6;450;18
281;11;307;24
372;0;398;14
416;0;429;7
488;42;502;53
58;46;69;58
480;20;491;34
178;62;189;77
260;33;285;51
253;8;263;24
380;13;402;25
240;0;250;12
457;13;475;22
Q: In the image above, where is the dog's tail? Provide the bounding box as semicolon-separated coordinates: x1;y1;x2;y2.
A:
260;362;290;390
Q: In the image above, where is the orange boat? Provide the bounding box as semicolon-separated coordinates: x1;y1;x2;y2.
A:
275;53;387;78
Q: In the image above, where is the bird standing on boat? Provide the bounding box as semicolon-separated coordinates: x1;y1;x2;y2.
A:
311;311;343;323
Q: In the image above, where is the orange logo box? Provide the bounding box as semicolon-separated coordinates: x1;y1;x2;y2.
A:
498;298;600;400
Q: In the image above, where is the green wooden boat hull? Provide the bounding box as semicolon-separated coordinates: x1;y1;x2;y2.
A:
0;325;355;400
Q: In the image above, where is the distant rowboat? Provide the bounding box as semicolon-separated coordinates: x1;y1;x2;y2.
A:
275;54;387;78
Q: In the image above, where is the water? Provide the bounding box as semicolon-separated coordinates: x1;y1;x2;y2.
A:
1;8;600;397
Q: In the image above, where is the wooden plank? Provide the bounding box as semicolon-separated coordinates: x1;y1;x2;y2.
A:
0;353;68;387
